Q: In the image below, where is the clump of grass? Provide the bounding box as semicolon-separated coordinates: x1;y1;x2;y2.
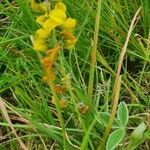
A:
0;0;150;149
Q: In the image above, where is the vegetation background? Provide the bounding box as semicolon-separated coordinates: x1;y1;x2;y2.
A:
0;0;149;149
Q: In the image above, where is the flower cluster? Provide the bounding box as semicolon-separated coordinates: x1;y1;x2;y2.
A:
30;1;77;83
31;1;77;51
30;1;77;108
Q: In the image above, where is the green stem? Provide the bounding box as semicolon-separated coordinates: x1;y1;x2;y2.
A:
49;83;67;149
88;0;102;105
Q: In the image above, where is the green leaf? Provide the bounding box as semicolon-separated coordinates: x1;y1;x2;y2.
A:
127;122;147;150
117;101;129;127
95;112;120;128
106;128;125;150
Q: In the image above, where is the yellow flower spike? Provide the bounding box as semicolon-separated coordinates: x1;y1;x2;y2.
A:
31;0;47;13
63;18;76;31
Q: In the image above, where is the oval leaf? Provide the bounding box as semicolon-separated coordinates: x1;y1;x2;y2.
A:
106;128;125;150
117;101;129;127
95;112;120;128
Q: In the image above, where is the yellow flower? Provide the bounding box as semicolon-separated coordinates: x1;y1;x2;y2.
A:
61;31;75;40
34;28;49;39
49;10;66;25
33;38;48;51
63;18;76;31
36;14;48;25
61;17;77;48
61;31;77;48
49;2;66;25
31;0;47;13
43;19;58;32
55;2;66;12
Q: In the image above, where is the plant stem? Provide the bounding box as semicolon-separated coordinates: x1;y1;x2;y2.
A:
97;7;141;150
88;0;102;106
49;83;67;149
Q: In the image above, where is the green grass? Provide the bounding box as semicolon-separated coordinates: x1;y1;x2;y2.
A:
0;0;150;149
